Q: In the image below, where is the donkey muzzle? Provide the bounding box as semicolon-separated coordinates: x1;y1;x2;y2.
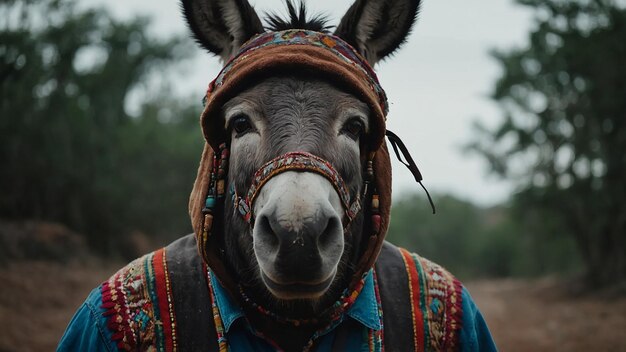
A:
239;152;358;299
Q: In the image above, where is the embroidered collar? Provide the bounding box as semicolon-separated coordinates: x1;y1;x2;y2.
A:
209;270;381;333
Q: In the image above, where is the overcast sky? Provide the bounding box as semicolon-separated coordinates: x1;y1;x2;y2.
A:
81;0;535;206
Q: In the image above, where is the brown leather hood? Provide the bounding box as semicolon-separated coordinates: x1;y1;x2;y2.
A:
188;30;392;299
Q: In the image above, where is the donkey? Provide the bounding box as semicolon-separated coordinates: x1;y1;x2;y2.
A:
58;1;496;351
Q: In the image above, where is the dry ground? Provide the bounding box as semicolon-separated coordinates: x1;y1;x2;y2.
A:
1;261;625;351
0;261;119;352
466;278;626;352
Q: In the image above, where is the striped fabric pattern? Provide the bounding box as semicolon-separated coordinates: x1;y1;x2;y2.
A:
399;248;464;352
100;249;178;351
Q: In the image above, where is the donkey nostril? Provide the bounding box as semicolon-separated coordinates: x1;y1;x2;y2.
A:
318;216;341;249
258;215;279;248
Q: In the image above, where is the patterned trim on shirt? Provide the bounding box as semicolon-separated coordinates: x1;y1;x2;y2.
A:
207;270;228;352
100;248;177;351
418;256;464;351
399;248;464;352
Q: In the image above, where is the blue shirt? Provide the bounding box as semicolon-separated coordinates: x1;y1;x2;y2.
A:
58;271;496;351
210;271;382;351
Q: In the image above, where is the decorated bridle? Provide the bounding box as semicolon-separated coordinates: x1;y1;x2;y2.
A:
201;146;378;235
232;151;363;227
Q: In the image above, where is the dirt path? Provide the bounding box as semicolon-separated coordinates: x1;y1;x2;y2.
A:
1;262;625;351
0;261;118;352
467;278;626;352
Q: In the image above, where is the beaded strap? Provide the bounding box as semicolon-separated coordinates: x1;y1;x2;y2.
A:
233;151;362;226
207;271;229;352
200;144;229;263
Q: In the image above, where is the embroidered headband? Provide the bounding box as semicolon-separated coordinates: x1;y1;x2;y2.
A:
208;30;388;113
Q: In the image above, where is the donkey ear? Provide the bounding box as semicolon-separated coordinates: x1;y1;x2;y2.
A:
181;0;264;62
335;0;421;65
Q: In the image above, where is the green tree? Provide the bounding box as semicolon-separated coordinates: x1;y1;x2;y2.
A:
1;0;203;255
387;193;580;279
388;194;490;279
470;0;626;286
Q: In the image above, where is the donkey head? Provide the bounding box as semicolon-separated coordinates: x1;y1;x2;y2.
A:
183;0;420;311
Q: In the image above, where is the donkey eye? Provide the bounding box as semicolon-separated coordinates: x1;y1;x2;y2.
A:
342;118;365;141
231;114;253;136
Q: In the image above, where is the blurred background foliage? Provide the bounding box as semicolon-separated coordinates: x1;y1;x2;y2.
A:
0;0;203;257
388;194;582;280
0;0;624;288
469;0;626;287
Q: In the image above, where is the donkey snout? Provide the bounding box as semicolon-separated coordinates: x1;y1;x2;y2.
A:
252;172;344;298
258;208;342;274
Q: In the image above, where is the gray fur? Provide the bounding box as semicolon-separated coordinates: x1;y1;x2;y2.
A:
335;0;422;64
182;0;421;65
221;77;369;316
181;0;264;62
